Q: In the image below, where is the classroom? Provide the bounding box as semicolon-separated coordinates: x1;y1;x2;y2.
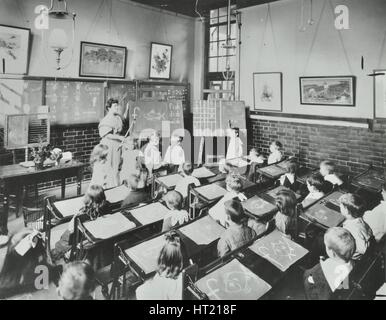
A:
0;0;385;301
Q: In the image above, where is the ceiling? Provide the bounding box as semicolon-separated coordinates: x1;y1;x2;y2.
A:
130;0;281;17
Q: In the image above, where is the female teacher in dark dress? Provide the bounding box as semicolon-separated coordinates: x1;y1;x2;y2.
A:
98;98;125;187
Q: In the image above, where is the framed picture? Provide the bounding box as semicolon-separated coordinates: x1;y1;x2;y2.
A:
0;24;31;75
79;41;127;78
374;69;386;119
300;76;356;106
253;72;283;111
149;42;172;80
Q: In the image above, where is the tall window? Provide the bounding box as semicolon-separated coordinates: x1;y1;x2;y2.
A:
206;6;237;99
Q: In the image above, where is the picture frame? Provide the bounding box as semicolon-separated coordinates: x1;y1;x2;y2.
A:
79;41;127;78
299;76;356;106
0;24;31;75
253;72;283;111
149;42;172;80
374;69;386;119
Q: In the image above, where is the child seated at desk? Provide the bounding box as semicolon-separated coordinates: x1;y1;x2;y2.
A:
164;135;185;173
57;261;95;300
320;160;343;188
209;173;247;227
249;148;265;164
339;193;373;260
90;144;116;189
267;140;284;165
0;229;60;300
175;162;201;199
52;185;111;261
278;160;299;192
162;191;189;232
217;199;257;257
364;183;386;242
272;189;298;239
304;227;355;300
120;137;143;186
121;174;150;209
136;231;186;300
301;173;325;208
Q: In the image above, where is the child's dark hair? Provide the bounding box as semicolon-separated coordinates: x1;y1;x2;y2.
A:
82;185;107;220
324;227;356;262
105;98;119;111
339;193;365;218
182;162;194;176
275;189;298;237
164;190;183;210
224;199;247;225
225;173;244;192
127;174;140;191
286;160;298;174
272;140;283;150
306;173;325;192
157;231;186;279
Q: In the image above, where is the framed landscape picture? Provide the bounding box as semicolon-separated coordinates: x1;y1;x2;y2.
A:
0;24;30;75
253;72;282;111
300;76;356;106
374;69;386;119
79;41;127;78
149;42;172;80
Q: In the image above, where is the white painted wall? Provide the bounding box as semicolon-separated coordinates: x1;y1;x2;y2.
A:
238;0;386;118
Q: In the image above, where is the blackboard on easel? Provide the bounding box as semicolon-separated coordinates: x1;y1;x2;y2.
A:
129;100;184;137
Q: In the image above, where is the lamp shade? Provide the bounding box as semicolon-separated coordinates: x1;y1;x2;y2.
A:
48;28;68;49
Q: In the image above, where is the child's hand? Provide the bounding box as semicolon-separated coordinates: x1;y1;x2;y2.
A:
238;193;247;201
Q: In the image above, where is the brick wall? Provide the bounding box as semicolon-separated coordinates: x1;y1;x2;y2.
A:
248;117;386;176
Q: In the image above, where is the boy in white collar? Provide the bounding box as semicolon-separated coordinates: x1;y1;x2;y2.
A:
304;227;355;300
339;193;373;260
163;135;185;173
320;160;343;187
226;127;243;160
209;173;247;227
279;160;299;192
363;183;386;242
144;131;163;178
302;173;325;208
267;140;284;165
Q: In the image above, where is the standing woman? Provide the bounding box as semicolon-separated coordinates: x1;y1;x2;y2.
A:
98;98;125;187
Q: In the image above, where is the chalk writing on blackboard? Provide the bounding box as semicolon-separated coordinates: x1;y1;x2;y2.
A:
249;229;308;272
196;259;271;300
242;196;276;217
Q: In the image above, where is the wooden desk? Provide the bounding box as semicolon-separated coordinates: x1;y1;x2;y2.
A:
0;160;85;225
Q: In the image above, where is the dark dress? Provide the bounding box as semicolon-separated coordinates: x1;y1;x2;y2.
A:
52;204;112;261
120;189;150;209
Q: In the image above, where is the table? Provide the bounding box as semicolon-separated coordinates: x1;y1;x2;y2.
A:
0;160;85;230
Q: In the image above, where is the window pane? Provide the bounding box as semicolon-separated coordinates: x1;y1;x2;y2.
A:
210;27;218;42
210;9;218;19
218;7;228;17
218;41;236;56
228;56;236;71
231;24;237;39
218;25;227;41
218;15;228;24
218;57;226;72
209;42;218;57
209;58;218;72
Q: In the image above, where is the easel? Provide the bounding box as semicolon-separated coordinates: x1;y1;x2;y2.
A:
196;89;233;166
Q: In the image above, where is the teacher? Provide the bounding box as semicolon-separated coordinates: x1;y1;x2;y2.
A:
98;98;125;187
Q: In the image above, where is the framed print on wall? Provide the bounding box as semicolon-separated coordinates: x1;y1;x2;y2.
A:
79;41;127;78
0;24;31;75
374;69;386;119
299;76;356;106
253;72;282;111
149;42;172;80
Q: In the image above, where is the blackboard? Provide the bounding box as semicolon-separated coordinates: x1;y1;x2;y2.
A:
129;100;184;137
193;100;247;137
45;80;105;125
249;229;309;272
304;204;345;229
242;195;277;217
0;78;43;116
195;259;272;300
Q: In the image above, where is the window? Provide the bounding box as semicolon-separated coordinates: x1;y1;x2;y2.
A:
206;6;237;99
